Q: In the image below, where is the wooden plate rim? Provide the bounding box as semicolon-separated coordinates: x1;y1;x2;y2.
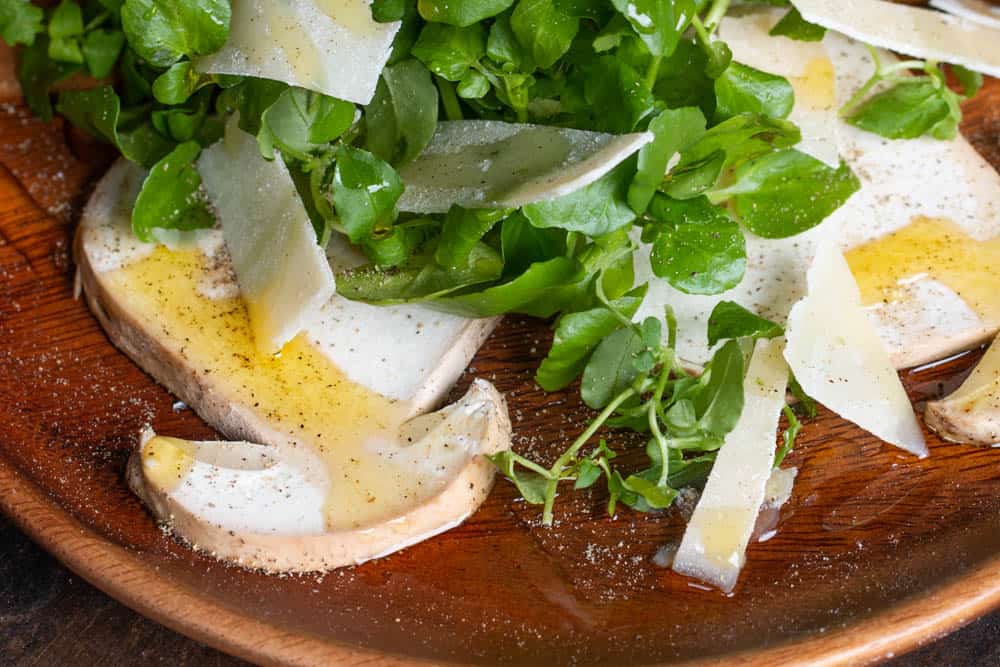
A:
4;420;1000;666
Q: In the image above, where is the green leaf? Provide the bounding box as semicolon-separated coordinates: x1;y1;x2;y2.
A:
694;340;745;438
575;55;657;133
522;162;636;236
581;326;645;410
610;0;696;57
366;59;438;166
435;206;506;269
331;145;404;244
0;0;44;47
121;0;230;68
260;87;355;160
411;22;485;81
371;0;406;22
769;7;826;42
132;141;214;242
774;406;800;467
418;0;515;26
510;0;579;69
664;113;800;199
714;62;795;121
49;1;83;39
628;106;706;213
953;65;983;99
431;256;587;318
712;149;861;239
620;475;676;509
488;451;549;503
336;242;504;302
707;301;783;347
536;285;648;391
788;372;817;418
845;78;961;141
56;86;174;166
646;195;746;295
82;28;126;78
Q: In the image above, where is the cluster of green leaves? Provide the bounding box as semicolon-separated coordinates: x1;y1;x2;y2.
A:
493;296;794;524
840;46;983;141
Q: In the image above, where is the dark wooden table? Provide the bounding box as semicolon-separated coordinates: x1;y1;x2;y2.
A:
1;514;997;666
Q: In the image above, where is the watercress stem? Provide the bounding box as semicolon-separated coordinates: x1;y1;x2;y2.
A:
541;387;638;525
435;77;463;121
644;56;662;91
703;0;731;34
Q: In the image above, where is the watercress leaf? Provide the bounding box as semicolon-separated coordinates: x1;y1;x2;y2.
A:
49;1;83;39
535;285;648;391
82;28;126;78
610;0;697;57
653;39;716;116
261;87;355;160
510;0;579;69
418;0;515;26
488;451;550;503
788;371;817;418
628;106;706;213
18;37;79;120
581;55;657;133
707;300;783;347
621;475;676;509
499;211;567;274
435;206;506;269
694;339;745;437
768;7;826;42
371;0;406;22
487;11;531;69
337;242;504;302
233;78;288;139
0;0;44;46
121;0;230;68
364;219;433;267
366;59;438;167
665;451;716;488
332;145;404;243
953;64;983;99
646;194;746;295
132;141;214;242
712;149;861;239
574;458;604;489
48;35;83;64
56;86;173;166
522;161;636;236
431;256;587;317
458;68;490;98
774;405;800;467
581;326;645;410
845;79;960;140
714;62;794;121
664;113;800;198
152;61;205;104
411;22;486;81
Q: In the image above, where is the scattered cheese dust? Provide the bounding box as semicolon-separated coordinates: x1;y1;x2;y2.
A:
107;246;448;531
847;216;1000;328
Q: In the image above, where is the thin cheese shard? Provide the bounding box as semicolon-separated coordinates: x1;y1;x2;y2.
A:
719;9;840;168
931;0;1000;30
199;116;336;354
925;335;1000;445
195;0;398;105
783;239;928;457
793;0;1000;78
396;120;652;214
672;338;788;593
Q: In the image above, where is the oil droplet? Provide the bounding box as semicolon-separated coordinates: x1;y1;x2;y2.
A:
791;56;836;109
846;216;1000;328
142;436;196;492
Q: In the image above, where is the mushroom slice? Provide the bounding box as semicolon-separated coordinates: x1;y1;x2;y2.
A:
673;338;788;593
195;0;398;105
931;0;1000;30
784;239;928;457
792;0;1000;78
129;380;510;572
396;120;652;214
925;337;1000;446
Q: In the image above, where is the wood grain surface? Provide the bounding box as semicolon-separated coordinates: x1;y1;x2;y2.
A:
4;51;1000;667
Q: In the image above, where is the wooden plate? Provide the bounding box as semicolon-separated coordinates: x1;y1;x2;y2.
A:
4;75;1000;667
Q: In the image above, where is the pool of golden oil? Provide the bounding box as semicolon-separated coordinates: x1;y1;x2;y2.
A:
846;216;1000;329
108;247;426;531
790;57;836;109
141;436;196;493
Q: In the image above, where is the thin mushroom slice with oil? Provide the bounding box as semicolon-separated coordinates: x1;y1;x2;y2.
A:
925;336;1000;446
